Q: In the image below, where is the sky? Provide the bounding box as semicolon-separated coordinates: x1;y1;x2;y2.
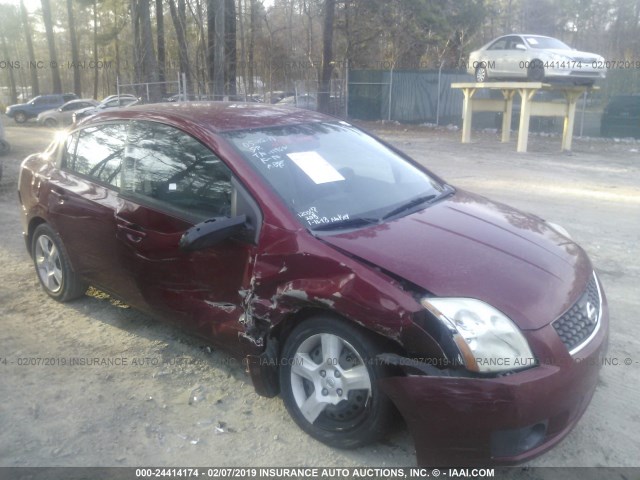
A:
0;0;40;12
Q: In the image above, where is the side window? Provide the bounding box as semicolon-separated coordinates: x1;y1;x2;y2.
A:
507;37;523;49
122;121;233;220
488;38;507;50
63;132;79;166
64;124;126;187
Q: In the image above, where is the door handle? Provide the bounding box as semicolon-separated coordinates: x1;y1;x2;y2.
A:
116;220;147;243
50;188;68;204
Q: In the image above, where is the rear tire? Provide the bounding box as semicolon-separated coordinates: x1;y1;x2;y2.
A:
475;64;488;83
32;224;87;302
279;316;396;449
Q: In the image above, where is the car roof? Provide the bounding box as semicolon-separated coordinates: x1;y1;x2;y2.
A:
81;102;332;133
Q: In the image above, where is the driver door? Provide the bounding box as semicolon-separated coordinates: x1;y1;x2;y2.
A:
115;120;258;347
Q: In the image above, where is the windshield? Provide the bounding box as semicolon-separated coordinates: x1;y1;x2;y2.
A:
525;36;571;50
224;122;444;230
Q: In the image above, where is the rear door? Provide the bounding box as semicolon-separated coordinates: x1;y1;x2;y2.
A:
46;123;138;299
485;37;509;76
115;120;258;345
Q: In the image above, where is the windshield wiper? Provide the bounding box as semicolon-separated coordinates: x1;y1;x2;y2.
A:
311;216;379;232
382;193;437;220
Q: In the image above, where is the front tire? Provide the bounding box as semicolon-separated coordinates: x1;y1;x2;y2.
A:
32;224;87;302
44;118;58;128
14;111;27;123
279;316;395;449
0;139;9;156
528;59;545;82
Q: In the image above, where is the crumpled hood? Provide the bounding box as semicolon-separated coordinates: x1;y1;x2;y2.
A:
321;190;592;330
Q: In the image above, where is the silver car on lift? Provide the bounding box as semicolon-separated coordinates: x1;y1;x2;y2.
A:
467;34;606;85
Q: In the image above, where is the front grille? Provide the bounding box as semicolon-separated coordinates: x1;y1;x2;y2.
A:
552;273;601;354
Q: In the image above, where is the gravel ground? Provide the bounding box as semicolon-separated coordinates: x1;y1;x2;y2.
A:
0;116;639;472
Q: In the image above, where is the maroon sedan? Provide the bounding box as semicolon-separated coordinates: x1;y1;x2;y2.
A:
17;103;608;466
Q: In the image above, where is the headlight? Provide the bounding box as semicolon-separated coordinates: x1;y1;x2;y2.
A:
421;298;534;373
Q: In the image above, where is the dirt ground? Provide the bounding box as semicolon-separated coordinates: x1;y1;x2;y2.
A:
0;116;639;471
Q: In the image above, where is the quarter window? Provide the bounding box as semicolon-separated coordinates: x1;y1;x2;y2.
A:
122;121;233;220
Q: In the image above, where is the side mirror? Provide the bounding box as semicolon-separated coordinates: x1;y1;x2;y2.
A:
179;214;247;251
515;44;526;51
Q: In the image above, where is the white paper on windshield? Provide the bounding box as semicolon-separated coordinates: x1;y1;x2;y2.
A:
526;37;538;45
287;151;345;184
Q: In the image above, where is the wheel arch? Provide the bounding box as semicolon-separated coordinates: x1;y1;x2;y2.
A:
246;305;405;398
26;216;47;257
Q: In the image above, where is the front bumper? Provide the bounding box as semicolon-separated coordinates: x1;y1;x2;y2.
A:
379;302;609;467
546;68;606;80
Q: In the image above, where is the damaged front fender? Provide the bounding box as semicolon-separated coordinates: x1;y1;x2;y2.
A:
240;222;426;395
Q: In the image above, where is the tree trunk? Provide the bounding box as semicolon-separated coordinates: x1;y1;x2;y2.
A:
114;0;121;87
20;0;39;96
156;0;166;93
194;0;207;97
207;0;215;95
66;0;81;96
139;0;160;99
318;0;335;113
0;34;18;103
168;0;192;95
41;0;63;93
224;0;236;95
131;0;142;85
93;0;99;99
212;0;225;98
247;0;256;94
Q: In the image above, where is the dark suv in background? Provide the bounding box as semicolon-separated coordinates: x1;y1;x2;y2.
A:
601;95;640;138
5;94;78;123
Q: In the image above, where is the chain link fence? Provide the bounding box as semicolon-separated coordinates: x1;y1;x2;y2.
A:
113;66;640;139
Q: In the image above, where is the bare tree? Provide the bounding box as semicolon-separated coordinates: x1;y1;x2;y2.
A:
41;0;63;93
224;0;237;95
248;0;257;94
208;0;225;98
20;0;40;96
129;0;161;98
156;0;166;92
66;0;82;96
318;0;335;113
93;0;99;98
168;0;192;94
0;5;19;103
